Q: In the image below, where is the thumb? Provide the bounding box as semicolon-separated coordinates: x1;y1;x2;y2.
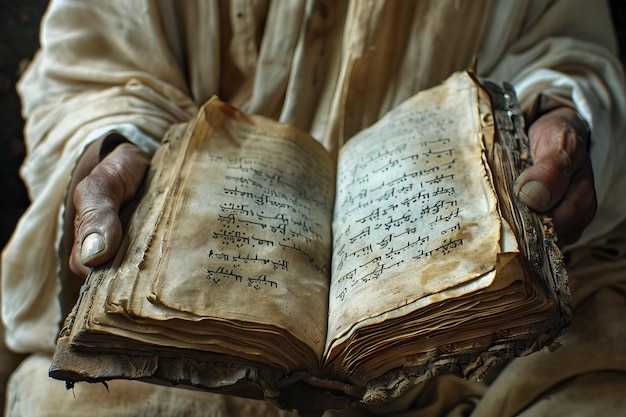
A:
70;143;150;275
514;107;589;213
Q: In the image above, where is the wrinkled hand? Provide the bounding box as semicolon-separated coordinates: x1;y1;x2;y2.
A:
515;106;596;245
69;140;151;277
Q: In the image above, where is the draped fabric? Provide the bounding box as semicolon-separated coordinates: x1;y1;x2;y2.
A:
2;0;626;415
7;231;626;416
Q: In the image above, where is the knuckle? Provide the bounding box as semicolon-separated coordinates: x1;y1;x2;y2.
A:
74;175;116;212
530;116;589;171
98;146;150;200
74;206;101;234
75;174;106;196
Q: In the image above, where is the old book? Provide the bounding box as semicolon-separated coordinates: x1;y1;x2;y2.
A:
50;71;570;414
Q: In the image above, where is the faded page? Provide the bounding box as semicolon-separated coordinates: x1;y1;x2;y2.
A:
143;100;335;361
326;72;502;348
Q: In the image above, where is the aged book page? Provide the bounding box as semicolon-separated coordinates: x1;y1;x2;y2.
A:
323;72;522;382
327;73;505;343
76;100;336;373
149;101;334;361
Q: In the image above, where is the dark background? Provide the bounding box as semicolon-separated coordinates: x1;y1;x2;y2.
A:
0;0;45;250
1;1;626;249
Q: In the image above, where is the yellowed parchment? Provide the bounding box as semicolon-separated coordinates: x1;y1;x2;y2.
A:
326;72;504;356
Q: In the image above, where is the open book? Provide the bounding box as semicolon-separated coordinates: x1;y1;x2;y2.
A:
50;72;570;413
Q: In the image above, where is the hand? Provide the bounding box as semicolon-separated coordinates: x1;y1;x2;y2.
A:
514;106;596;245
68;138;151;278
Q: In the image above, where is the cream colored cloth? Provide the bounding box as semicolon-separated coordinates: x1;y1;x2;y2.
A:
6;354;300;417
470;222;626;417
4;0;626;355
3;0;626;415
6;227;626;416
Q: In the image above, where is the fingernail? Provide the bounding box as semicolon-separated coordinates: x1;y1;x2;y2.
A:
81;233;105;263
517;180;551;211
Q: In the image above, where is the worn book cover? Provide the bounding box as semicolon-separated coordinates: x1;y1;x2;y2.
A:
50;71;570;414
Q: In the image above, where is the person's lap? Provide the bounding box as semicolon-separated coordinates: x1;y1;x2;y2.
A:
6;223;626;417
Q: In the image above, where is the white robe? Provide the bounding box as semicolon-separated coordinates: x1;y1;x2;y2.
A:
2;2;626;415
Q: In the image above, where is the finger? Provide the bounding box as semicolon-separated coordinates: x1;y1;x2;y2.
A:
62;139;107;279
70;143;150;275
547;158;597;244
515;108;589;213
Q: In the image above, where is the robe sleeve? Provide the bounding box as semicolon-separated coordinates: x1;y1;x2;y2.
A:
2;0;211;352
477;0;626;248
